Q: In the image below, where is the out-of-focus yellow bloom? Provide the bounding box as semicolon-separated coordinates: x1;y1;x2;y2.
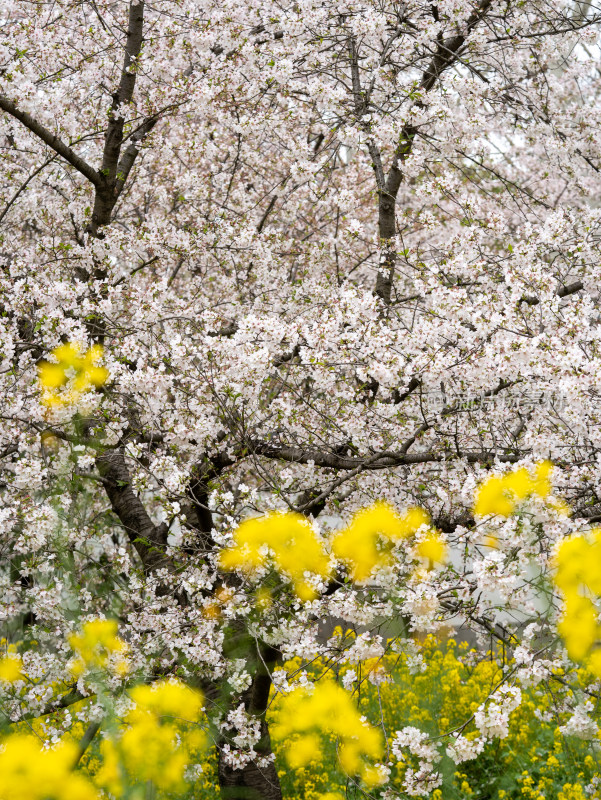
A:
271;681;383;786
96;680;206;796
68;619;128;678
0;654;23;683
473;461;554;517
219;511;331;600
0;734;99;800
95;738;123;798
557;592;599;662
416;533;448;568
38;342;109;408
552;529;601;676
128;679;204;722
256;586;273;610
331;502;430;582
286;733;322;768
474;475;515;517
554;530;601;595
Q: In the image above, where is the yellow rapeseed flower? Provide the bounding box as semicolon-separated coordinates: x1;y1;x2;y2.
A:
219;511;331;600
331;502;430;582
0;654;23;683
96;680;206;795
552;529;601;676
415;532;448;568
68;619;128;678
473;461;554;517
271;681;383;786
38;342;109;408
0;734;99;800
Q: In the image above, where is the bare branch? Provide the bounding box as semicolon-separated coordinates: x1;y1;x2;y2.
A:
0;155;58;226
520;280;584;306
251;440;522;471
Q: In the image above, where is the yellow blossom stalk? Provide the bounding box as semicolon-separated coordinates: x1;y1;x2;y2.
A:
0;734;99;800
96;679;206;795
552;528;601;676
68;619;128;678
0;654;23;683
415;532;448;569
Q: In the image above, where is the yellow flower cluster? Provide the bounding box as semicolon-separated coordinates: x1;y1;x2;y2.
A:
38;342;108;408
473;461;553;517
266;636;600;800
553;529;601;676
0;734;98;800
219;511;331;600
0;654;23;683
219;503;442;595
97;679;206;796
270;681;384;786
415;532;448;569
68;619;128;678
331;502;440;581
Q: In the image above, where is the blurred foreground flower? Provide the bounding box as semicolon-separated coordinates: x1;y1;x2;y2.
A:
0;734;99;800
473;461;553;517
219;511;331;600
97;680;206;796
415;532;447;569
271;681;385;786
38;342;108;408
68;618;129;678
553;528;601;677
331;502;432;581
0;654;23;683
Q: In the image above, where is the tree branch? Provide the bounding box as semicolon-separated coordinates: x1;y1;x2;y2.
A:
250;441;522;471
0;96;103;188
520;280;584;306
72;721;101;767
96;449;169;571
376;0;493;304
114;114;159;194
100;0;146;183
0;155;58;226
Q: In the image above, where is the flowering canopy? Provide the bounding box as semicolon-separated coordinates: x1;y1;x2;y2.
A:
2;0;601;796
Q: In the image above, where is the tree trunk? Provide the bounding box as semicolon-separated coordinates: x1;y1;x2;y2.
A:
218;645;282;800
218;719;282;800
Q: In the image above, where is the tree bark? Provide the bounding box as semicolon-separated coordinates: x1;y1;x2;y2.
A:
373;0;493;303
218;643;282;800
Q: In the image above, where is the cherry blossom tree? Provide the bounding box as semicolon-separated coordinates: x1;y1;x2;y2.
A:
2;0;601;797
